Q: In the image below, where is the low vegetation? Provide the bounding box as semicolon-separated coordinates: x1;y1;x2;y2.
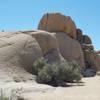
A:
0;88;24;100
33;58;82;87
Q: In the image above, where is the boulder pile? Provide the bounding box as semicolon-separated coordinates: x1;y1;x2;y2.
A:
76;29;100;71
38;13;100;72
0;12;99;81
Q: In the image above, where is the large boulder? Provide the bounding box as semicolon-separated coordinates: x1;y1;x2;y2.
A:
83;50;100;71
26;30;64;63
0;33;43;73
44;49;64;64
38;13;77;39
55;32;85;68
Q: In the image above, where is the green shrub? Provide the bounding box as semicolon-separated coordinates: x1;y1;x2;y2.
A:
33;57;45;75
66;61;82;82
36;66;52;84
33;58;82;86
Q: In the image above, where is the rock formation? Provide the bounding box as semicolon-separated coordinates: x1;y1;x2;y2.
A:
38;13;77;39
55;32;84;68
38;13;100;71
0;12;99;84
0;32;43;73
76;28;100;71
23;30;65;64
0;12;100;100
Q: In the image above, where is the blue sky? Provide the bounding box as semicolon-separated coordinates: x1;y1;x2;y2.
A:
0;0;100;50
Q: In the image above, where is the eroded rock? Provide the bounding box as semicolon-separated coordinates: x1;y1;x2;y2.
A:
38;13;76;39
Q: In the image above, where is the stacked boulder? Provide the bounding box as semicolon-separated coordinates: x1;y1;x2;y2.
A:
0;12;99;81
38;13;85;68
76;29;100;71
38;13;77;39
38;12;100;72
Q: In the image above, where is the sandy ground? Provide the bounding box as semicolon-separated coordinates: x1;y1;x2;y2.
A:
0;64;100;100
0;75;100;100
24;75;100;100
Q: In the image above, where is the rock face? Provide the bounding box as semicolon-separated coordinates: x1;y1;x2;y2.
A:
76;28;100;71
55;32;85;68
0;12;99;85
38;13;77;39
29;31;59;55
0;32;43;73
26;30;65;63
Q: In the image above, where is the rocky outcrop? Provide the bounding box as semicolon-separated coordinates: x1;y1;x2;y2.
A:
38;13;76;39
29;31;59;55
0;32;43;73
25;30;65;63
0;12;99;83
38;13;100;71
76;28;100;71
55;32;85;68
20;30;85;68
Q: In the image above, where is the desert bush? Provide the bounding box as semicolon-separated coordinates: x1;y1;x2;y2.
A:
0;88;24;100
33;57;45;75
36;65;52;84
33;58;82;86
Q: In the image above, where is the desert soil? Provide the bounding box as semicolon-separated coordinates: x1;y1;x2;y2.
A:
0;74;100;100
24;75;100;100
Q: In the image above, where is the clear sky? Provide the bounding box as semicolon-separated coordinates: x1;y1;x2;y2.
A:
0;0;100;50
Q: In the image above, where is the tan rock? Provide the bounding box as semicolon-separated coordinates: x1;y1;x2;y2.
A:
83;50;100;71
29;30;64;63
0;33;43;73
44;49;65;64
29;31;59;54
38;13;76;39
55;32;85;68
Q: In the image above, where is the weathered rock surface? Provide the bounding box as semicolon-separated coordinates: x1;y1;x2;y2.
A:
29;31;59;54
0;32;43;74
27;30;64;63
19;30;65;64
83;50;100;71
55;32;85;68
38;13;77;39
76;28;100;71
